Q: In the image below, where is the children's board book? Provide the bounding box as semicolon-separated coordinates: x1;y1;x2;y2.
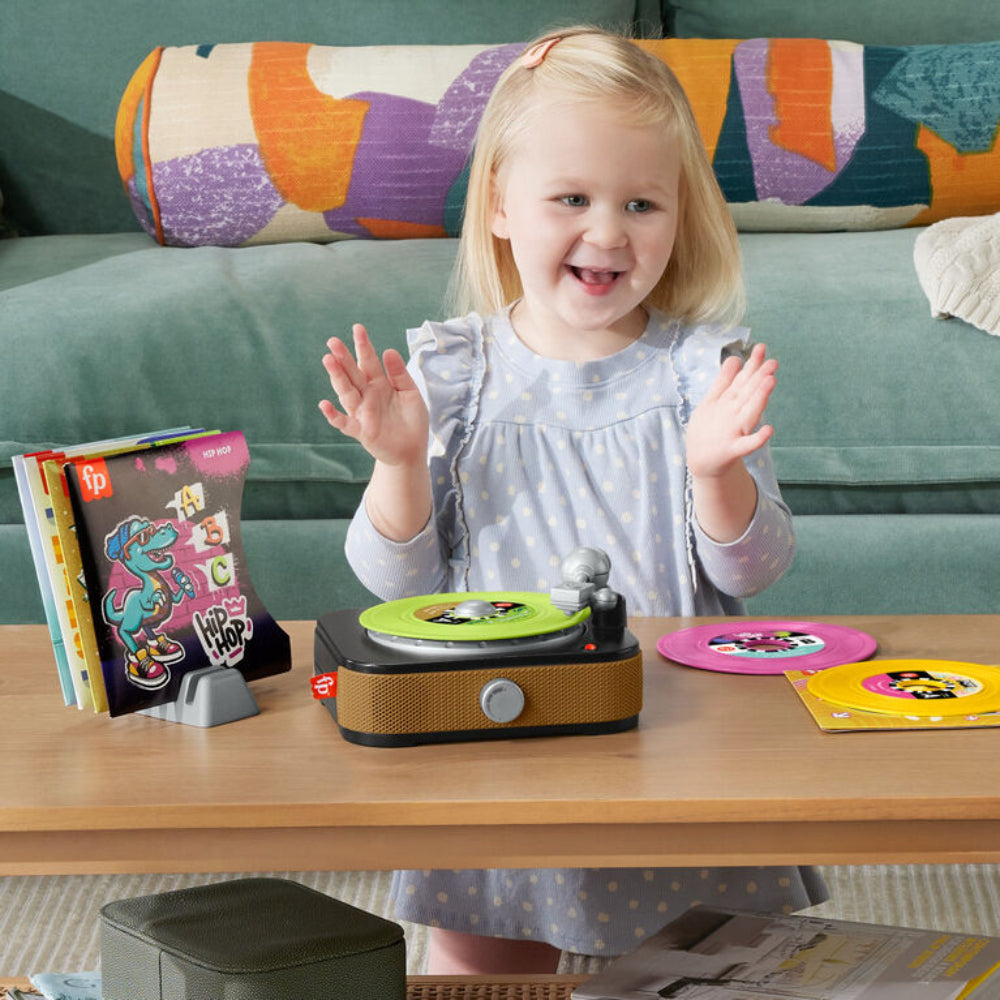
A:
13;427;195;708
16;429;290;717
572;905;1000;1000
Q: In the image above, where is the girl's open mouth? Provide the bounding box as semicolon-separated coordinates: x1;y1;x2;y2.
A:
569;266;623;290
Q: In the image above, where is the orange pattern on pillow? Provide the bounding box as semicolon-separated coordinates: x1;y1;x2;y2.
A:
913;125;1000;225
115;48;161;185
358;219;448;239
640;38;738;162
768;38;837;171
248;42;369;212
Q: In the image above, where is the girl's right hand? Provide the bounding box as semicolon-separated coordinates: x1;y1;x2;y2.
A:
319;323;429;467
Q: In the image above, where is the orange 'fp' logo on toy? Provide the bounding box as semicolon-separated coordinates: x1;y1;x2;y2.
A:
311;671;338;699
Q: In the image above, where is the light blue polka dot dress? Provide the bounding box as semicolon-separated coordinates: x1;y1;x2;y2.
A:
344;308;825;955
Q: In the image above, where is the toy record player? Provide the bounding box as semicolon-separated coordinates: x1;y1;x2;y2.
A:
313;548;643;746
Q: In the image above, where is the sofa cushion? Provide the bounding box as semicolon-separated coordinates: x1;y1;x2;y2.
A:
4;226;1000;621
0;235;452;532
2;228;999;529
741;227;1000;515
665;0;1000;46
745;514;1000;616
0;0;659;238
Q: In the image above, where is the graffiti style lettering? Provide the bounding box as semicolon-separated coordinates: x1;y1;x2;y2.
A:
194;553;235;592
192;598;253;667
188;510;231;553
199;514;226;546
165;481;205;521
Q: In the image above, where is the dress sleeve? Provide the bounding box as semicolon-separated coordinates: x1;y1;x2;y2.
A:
344;500;446;599
691;453;796;598
343;315;486;600
671;322;796;599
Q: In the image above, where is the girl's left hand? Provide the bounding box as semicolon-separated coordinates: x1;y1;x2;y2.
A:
685;343;778;480
319;324;429;468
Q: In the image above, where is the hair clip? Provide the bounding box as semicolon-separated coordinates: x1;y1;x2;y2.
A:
521;36;562;68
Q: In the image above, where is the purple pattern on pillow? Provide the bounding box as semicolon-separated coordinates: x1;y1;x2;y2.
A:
325;45;519;237
126;179;157;240
429;44;520;151
151;144;283;246
734;39;864;206
323;93;470;237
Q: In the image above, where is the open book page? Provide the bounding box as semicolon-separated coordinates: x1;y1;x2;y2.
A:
573;907;1000;1000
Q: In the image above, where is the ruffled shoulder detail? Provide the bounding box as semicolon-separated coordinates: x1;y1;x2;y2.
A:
668;320;752;423
406;313;487;462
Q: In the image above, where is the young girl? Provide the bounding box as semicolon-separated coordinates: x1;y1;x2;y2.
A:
320;26;826;975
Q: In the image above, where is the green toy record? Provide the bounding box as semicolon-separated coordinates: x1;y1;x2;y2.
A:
358;592;590;643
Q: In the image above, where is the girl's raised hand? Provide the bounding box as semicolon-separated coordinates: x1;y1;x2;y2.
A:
319;324;429;467
685;343;778;480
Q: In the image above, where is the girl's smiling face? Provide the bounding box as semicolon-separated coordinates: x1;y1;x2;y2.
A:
490;97;681;360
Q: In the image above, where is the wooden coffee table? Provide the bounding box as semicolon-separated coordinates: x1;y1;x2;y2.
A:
3;615;1000;875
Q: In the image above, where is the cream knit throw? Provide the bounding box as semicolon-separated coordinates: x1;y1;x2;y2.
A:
914;212;1000;336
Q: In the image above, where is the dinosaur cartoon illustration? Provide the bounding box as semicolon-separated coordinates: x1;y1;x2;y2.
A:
103;516;195;689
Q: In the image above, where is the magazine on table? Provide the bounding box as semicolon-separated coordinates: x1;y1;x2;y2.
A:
572;906;1000;1000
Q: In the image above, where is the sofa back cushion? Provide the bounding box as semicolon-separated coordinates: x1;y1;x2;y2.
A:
665;0;1000;45
0;0;659;237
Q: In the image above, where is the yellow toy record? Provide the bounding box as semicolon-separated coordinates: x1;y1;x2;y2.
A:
788;658;1000;732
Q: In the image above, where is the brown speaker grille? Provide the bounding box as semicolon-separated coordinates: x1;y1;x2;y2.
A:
337;656;643;735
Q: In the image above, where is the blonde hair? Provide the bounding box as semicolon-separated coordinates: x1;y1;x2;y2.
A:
450;26;744;327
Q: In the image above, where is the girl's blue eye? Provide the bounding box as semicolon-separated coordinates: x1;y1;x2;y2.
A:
561;195;588;207
627;199;652;213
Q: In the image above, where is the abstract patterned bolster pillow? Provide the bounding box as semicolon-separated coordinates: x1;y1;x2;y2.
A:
116;38;1000;247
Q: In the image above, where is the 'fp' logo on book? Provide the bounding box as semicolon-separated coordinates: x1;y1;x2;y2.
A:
76;458;113;501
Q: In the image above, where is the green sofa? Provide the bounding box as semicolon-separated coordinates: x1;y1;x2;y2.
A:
3;0;1000;627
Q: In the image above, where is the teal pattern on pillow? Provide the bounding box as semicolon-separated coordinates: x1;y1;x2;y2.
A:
873;41;1000;152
